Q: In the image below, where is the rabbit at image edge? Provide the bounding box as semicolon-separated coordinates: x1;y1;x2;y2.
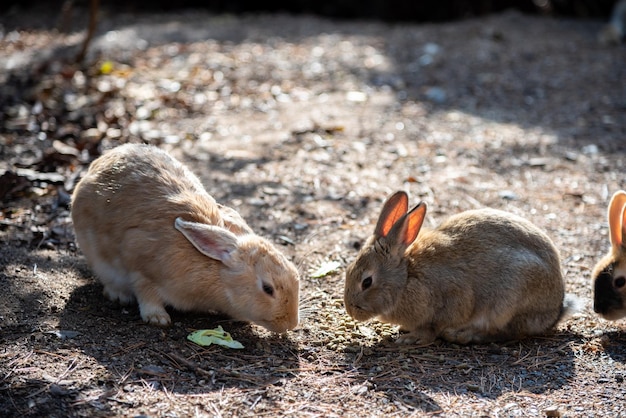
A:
593;190;626;320
71;143;300;334
344;191;579;345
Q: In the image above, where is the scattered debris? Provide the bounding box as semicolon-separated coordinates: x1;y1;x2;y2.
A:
310;260;342;278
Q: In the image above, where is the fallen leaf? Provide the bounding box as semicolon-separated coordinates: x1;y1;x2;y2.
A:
311;260;342;278
46;330;81;340
187;326;244;349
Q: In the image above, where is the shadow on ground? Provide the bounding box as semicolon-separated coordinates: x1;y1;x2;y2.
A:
0;245;302;416
336;332;581;414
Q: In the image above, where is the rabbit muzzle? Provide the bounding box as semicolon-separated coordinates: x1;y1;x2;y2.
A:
345;302;375;321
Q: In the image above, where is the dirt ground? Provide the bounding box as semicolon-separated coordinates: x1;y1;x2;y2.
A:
1;4;626;417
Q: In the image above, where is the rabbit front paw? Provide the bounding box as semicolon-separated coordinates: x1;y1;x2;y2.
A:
395;328;436;345
139;303;171;326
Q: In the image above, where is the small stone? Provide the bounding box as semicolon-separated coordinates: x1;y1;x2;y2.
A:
136;106;152;120
164;134;181;144
346;91;367;102
49;384;69;397
499;190;518;200
424;42;441;55
352;385;368;395
582;144;599;155
424;87;446;104
544;405;561;417
81;127;102;141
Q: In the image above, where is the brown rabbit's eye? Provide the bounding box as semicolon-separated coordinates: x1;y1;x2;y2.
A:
615;277;626;289
362;276;373;290
262;283;275;296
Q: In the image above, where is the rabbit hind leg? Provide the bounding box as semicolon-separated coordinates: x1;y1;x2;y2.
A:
500;309;562;339
91;258;136;305
440;311;514;344
440;326;484;344
441;309;561;344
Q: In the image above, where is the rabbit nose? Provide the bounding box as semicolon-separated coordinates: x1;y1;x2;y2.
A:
347;302;364;315
287;316;299;330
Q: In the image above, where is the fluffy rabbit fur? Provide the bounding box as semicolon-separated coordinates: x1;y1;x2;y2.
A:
71;144;299;333
344;191;574;345
592;190;626;320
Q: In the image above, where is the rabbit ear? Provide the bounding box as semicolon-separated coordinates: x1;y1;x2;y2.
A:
608;191;626;250
375;191;409;238
402;202;427;246
175;217;238;265
386;202;427;253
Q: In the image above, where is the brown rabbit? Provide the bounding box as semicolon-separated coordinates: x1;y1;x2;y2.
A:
344;191;576;345
592;190;626;320
71;143;299;333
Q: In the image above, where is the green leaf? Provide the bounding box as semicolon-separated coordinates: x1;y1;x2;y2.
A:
187;326;244;349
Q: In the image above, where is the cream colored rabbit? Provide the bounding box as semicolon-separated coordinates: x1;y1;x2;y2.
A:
592;190;626;320
344;191;576;345
71;144;299;333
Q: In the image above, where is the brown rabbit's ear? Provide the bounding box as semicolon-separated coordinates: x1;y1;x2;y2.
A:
175;217;238;265
375;191;409;238
402;202;427;246
386;202;427;252
607;191;626;250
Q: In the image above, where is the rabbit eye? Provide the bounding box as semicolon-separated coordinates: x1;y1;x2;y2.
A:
615;277;626;289
362;276;373;290
262;283;275;296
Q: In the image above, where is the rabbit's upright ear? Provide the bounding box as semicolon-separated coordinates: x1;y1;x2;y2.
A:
608;191;626;252
175;217;239;266
383;202;427;257
375;191;409;238
390;202;426;245
402;202;427;246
